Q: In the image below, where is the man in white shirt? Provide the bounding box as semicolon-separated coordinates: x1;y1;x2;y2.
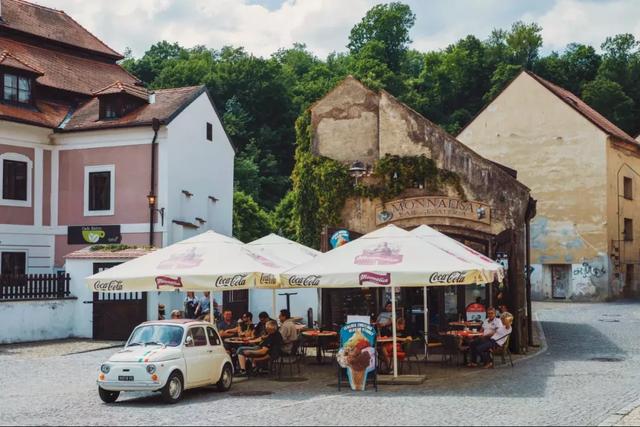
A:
481;307;503;337
469;312;513;368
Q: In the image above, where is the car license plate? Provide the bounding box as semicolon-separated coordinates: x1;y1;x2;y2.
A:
118;376;134;381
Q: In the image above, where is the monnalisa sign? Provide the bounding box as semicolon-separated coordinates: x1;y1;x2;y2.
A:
375;196;491;225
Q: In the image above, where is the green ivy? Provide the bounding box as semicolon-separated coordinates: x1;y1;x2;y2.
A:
290;111;466;248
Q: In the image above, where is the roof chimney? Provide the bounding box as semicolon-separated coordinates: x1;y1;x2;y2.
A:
148;92;156;104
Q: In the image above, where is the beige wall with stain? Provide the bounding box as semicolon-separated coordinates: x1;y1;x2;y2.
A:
459;72;609;265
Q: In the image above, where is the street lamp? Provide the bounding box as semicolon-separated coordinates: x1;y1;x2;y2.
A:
147;193;165;226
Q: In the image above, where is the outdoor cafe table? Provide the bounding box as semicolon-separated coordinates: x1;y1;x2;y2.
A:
448;321;482;329
301;330;338;364
441;330;483;339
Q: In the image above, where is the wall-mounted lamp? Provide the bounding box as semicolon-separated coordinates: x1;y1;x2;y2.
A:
147;193;165;226
349;161;366;186
476;207;486;220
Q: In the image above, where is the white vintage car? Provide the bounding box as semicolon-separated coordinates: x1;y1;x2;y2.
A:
97;319;233;404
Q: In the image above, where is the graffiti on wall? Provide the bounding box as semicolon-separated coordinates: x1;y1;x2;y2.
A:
571;262;607;300
573;262;606;279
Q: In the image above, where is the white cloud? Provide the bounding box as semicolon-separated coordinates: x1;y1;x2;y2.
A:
536;0;640;51
30;0;640;58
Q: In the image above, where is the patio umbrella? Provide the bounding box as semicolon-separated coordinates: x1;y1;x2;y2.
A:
410;224;504;356
247;234;320;316
86;230;286;294
280;224;499;377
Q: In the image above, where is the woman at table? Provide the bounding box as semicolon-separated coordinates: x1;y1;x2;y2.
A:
468;312;513;368
380;318;411;374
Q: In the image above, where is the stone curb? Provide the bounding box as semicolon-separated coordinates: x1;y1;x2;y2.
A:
599;398;640;426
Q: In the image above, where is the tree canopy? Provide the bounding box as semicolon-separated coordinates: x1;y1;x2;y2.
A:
122;3;640;242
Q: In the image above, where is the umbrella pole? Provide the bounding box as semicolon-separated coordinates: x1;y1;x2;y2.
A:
272;289;276;317
209;292;214;326
423;286;428;357
391;285;398;378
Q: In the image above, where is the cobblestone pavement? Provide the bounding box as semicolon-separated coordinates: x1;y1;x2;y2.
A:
0;301;638;426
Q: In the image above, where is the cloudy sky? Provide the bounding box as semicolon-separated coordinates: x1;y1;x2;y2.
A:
35;0;640;58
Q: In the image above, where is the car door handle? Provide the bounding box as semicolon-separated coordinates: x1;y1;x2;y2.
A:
207;350;213;353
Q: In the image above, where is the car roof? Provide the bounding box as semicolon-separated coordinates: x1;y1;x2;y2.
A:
140;319;213;326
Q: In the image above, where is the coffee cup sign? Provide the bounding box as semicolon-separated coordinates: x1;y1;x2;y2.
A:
82;229;106;243
68;225;121;245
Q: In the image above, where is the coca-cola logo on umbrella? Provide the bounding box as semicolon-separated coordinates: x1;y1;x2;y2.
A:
157;247;203;269
288;275;321;287
428;271;468;284
354;242;403;265
214;274;248;288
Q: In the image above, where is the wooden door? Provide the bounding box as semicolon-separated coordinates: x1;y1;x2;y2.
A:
551;265;570;299
92;262;147;341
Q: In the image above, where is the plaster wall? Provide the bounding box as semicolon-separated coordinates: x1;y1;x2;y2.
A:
459;72;609;269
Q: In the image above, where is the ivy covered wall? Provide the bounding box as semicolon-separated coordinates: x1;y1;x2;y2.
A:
290;110;467;248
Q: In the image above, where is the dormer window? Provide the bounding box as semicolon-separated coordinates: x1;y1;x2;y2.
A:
2;73;32;105
94;81;149;121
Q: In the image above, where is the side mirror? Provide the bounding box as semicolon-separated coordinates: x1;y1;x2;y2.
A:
185;336;194;347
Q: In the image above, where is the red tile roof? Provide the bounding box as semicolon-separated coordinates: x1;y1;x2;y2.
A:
0;0;122;59
64;246;156;260
0;49;42;74
525;71;638;145
0;36;139;95
61;86;206;132
93;81;149;101
0;99;69;128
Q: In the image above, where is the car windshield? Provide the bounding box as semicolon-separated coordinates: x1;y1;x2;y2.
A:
127;325;184;348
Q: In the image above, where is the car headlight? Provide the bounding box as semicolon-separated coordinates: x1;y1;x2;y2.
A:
146;364;157;374
100;364;111;374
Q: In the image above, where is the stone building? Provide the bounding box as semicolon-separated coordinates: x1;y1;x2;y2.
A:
310;76;535;351
458;70;640;301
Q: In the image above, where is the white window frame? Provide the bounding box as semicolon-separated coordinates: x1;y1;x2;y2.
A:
0;250;28;275
84;164;115;217
0;152;33;207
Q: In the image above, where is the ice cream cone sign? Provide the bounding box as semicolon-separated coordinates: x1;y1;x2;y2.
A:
337;323;377;391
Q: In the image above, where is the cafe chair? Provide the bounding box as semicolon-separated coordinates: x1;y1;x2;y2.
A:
321;335;340;364
440;334;463;366
276;340;302;378
399;340;421;375
489;334;513;367
300;333;316;360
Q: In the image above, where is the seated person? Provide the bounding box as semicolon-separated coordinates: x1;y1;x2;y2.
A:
380;318;412;373
217;310;238;338
238;312;255;338
253;311;272;338
468;312;513;368
278;309;298;355
237;320;283;376
376;302;394;336
480;307;502;338
170;310;183;319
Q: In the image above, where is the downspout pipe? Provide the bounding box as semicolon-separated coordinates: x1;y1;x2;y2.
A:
525;197;537;347
149;118;161;247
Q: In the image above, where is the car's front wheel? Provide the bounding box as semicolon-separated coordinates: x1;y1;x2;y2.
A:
98;387;120;404
216;364;233;392
161;371;184;404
